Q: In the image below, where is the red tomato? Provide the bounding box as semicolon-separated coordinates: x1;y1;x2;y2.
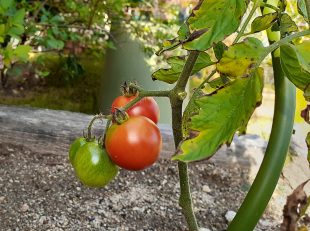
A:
111;95;160;124
105;116;162;171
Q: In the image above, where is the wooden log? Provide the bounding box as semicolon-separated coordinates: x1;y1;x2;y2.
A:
0;105;271;167
0;105;175;158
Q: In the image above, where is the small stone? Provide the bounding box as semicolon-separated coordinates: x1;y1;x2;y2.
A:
199;228;211;231
39;216;47;224
20;204;29;212
259;219;272;227
202;185;211;193
225;210;236;223
0;196;5;203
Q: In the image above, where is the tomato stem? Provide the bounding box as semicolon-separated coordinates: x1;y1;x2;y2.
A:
233;0;260;43
103;118;112;146
87;114;111;141
120;86;170;112
169;50;200;231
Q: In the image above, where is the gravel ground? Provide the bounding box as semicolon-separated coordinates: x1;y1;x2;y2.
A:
0;142;286;231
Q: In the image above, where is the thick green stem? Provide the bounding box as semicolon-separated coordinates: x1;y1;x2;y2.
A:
306;0;310;25
227;1;296;230
170;51;199;231
234;0;260;43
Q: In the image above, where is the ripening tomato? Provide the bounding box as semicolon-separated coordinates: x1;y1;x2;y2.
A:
74;141;118;187
105;116;162;171
68;137;87;165
111;95;160;124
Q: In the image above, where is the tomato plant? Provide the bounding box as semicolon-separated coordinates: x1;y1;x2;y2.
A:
112;95;160;124
68;137;87;165
74;141;118;188
68;0;310;230
105;115;162;170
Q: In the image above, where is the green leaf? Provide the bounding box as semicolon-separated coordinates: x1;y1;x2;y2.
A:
3;45;14;67
213;41;228;61
7;25;24;37
217;37;265;78
11;9;25;25
156;38;182;56
50;15;64;25
178;22;190;41
0;24;5;43
152;52;214;84
280;13;298;34
280;42;310;91
0;0;14;11
174;69;264;162
46;39;65;49
250;12;278;34
298;0;309;22
14;45;31;62
182;0;247;51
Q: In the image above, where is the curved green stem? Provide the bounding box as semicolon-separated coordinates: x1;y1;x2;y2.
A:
234;0;260;43
170;51;200;231
87;114;111;140
228;53;295;231
227;1;296;230
261;3;280;12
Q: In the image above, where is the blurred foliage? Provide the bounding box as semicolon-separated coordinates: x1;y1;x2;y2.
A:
0;0;183;88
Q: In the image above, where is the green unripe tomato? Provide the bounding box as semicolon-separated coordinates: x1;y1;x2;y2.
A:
69;137;87;165
74;142;118;187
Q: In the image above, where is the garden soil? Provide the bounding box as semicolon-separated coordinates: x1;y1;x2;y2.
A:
1;142;310;231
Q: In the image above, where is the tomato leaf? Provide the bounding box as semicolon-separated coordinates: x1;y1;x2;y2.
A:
217;37;265;78
297;0;309;22
152;52;214;84
174;69;264;162
213;41;228;61
250;12;278;34
280;13;298;34
156;38;182;56
280;41;310;91
182;0;248;51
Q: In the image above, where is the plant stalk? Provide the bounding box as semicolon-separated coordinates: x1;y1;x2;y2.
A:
87;114;111;140
234;0;260;43
306;0;310;25
121;89;170;111
227;0;296;230
170;51;199;231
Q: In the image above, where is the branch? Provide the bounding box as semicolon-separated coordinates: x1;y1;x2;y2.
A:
234;0;260;43
169;51;200;231
120;88;170;112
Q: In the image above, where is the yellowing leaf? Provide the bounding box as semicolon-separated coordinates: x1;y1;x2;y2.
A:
183;0;248;51
251;12;278;34
217;37;265;78
152;52;214;84
280;13;298;34
174;69;264;162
